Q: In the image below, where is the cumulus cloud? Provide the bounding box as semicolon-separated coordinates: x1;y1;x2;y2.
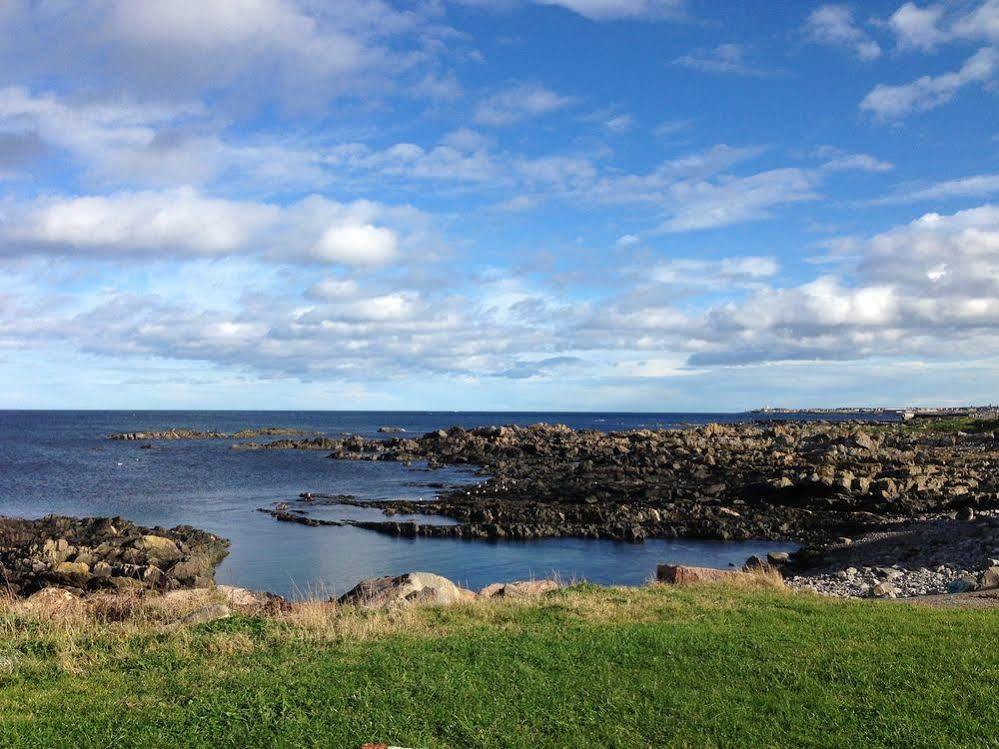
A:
0;188;419;267
688;204;999;364
886;1;999;51
888;3;948;51
311;224;398;265
861;46;999;119
474;82;574;126
5;205;999;385
0;0;457;110
803;5;882;60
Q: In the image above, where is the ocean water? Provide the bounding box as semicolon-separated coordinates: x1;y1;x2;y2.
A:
0;410;882;598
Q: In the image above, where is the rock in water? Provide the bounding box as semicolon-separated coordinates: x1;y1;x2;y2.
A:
337;572;476;608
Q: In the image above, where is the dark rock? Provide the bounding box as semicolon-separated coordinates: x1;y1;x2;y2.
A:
0;515;229;597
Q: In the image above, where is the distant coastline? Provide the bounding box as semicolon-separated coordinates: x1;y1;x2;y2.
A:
748;405;999;421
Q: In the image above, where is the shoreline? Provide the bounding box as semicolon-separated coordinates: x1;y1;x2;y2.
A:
6;414;999;603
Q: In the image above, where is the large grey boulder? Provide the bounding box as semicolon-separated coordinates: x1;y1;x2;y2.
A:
337;572;476;608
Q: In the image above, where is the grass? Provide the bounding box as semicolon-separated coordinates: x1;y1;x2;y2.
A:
1;582;998;748
899;416;999;434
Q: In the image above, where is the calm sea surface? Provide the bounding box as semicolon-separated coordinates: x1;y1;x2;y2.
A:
0;411;888;597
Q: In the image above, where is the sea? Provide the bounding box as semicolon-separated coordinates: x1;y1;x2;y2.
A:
0;410;892;598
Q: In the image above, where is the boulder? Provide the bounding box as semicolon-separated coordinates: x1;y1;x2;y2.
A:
25;587;78;609
947;575;979;594
178;603;232;625
870;581;898;598
216;585;272;607
979;566;999;590
478;580;560;598
53;561;90;577
767;551;791;565
337;572;476;608
656;564;751;585
136;535;183;563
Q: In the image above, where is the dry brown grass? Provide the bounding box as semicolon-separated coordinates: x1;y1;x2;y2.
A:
0;574;800;671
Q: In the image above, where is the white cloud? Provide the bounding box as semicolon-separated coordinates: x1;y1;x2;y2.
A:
311;224;399;265
474;82;574;126
456;0;686;21
4;188;277;255
657;168;819;233
0;188;421;267
648;256;778;287
537;0;684;20
803;5;881;61
861;46;999;119
888;3;948;51
603;114;634;133
0;0;456;110
951;0;999;43
307;278;361;300
815;145;893;172
672;44;783;77
871;174;999;204
886;1;999;51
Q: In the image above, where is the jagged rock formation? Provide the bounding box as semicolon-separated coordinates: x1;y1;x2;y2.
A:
256;421;999;544
0;515;229;596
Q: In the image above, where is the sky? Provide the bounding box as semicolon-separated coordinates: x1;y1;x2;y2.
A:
0;0;997;411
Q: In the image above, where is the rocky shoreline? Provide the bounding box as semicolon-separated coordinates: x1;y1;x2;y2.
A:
102;418;999;600
243;420;999;598
0;515;230;596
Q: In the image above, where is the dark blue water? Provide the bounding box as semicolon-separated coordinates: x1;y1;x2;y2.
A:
0;411;884;597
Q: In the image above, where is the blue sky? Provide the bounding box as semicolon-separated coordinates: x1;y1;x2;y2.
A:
0;0;997;410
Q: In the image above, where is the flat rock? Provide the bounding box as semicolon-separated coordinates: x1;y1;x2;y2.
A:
656;564;752;585
478;580;560;598
178;603;232;625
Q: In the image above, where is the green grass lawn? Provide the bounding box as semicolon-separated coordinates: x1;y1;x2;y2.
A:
1;583;998;748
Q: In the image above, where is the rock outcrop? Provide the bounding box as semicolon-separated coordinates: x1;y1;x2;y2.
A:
109;427;313;441
0;515;230;597
257;421;999;545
